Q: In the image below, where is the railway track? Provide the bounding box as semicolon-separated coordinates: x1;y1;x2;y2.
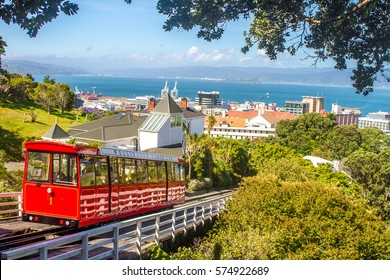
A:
0;227;81;251
0;189;232;253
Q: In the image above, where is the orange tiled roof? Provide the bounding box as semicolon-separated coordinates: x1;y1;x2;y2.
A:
227;110;259;119
261;111;297;124
204;116;247;128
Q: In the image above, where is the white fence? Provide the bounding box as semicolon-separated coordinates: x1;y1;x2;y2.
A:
0;192;22;217
1;193;231;260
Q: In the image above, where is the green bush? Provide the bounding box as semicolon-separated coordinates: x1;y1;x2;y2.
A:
187;178;213;192
172;161;390;260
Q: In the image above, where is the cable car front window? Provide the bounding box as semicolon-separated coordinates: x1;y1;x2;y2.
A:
26;152;50;182
53;153;77;186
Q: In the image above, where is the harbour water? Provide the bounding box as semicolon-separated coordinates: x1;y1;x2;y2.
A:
35;75;390;116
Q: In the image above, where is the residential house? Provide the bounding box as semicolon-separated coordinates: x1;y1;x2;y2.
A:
67;112;146;150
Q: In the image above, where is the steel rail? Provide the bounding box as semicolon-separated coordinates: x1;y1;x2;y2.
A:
1;192;232;260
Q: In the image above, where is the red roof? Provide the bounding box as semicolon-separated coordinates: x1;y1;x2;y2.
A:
261;111;297;124
227;110;259;119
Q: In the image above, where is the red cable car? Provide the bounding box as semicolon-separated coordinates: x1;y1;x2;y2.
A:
22;140;186;228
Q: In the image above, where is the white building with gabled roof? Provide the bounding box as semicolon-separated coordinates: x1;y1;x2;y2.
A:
138;94;184;151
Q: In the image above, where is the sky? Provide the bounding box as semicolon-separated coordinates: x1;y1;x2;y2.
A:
0;0;337;71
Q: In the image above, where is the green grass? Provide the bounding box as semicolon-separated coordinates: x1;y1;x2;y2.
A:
0;99;86;161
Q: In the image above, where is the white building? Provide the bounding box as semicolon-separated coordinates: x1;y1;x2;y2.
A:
207;126;275;139
358;111;390;135
138;94;184;151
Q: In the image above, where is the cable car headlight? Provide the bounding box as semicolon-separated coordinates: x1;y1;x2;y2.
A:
47;188;52;194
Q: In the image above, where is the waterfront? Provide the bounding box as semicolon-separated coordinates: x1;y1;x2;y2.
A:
35;75;390;115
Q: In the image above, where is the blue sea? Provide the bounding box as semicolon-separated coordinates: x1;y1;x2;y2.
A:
35;75;390;116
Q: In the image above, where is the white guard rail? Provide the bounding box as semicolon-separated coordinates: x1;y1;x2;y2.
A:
0;192;22;217
1;193;231;260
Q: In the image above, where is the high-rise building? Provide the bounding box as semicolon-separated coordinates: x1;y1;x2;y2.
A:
195;91;222;108
284;100;310;115
302;96;324;113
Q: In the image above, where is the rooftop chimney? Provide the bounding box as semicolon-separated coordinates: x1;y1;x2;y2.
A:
180;97;188;109
148;97;156;111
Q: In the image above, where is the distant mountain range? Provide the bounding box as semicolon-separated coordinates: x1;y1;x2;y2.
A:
2;59;389;88
2;59;86;75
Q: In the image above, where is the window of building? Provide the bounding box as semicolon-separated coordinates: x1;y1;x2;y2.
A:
170;115;182;127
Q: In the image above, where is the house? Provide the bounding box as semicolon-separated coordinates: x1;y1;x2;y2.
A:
204;110;295;139
42;91;204;156
179;98;205;137
247;111;296;128
42;123;70;142
67;112;146;150
138;94;185;151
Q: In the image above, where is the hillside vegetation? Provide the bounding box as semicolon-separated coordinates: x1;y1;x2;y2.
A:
0;99;84;161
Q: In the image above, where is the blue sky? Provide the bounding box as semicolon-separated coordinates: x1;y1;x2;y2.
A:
0;0;336;70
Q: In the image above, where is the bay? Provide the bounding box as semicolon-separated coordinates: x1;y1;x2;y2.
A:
35;75;390;116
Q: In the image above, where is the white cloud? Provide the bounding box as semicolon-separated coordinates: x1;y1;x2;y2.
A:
186;46;235;63
187;46;200;56
257;49;267;56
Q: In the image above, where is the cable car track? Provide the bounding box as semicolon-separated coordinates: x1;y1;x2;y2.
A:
0;227;81;251
0;189;232;253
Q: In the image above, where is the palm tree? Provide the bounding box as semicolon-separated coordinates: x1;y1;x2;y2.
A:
207;115;217;136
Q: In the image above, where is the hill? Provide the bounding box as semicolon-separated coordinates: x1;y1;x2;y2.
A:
5;58;389;87
0;100;85;161
2;59;86;75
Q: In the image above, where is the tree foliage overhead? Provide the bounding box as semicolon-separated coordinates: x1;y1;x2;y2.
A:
1;1;388;95
0;0;78;37
156;0;390;95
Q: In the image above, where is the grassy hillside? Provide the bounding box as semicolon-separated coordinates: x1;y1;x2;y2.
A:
0;99;86;161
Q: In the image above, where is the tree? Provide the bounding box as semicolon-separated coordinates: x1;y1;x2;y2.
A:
345;149;390;220
0;1;79;37
53;83;75;113
8;73;35;102
183;132;203;180
43;75;56;85
359;127;390;153
156;0;389;95
33;83;56;114
0;74;10;101
275;112;335;155
0;36;6;72
325;125;362;159
206;115;216;136
172;172;390;260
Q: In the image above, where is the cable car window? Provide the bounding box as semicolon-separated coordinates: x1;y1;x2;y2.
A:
136;160;148;183
179;164;185;181
53;153;77;186
174;163;181;182
157;161;166;183
110;157;118;185
167;162;175;182
95;156;108;186
80;155;95;187
26;152;50;182
119;159;137;184
148;161;158;183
